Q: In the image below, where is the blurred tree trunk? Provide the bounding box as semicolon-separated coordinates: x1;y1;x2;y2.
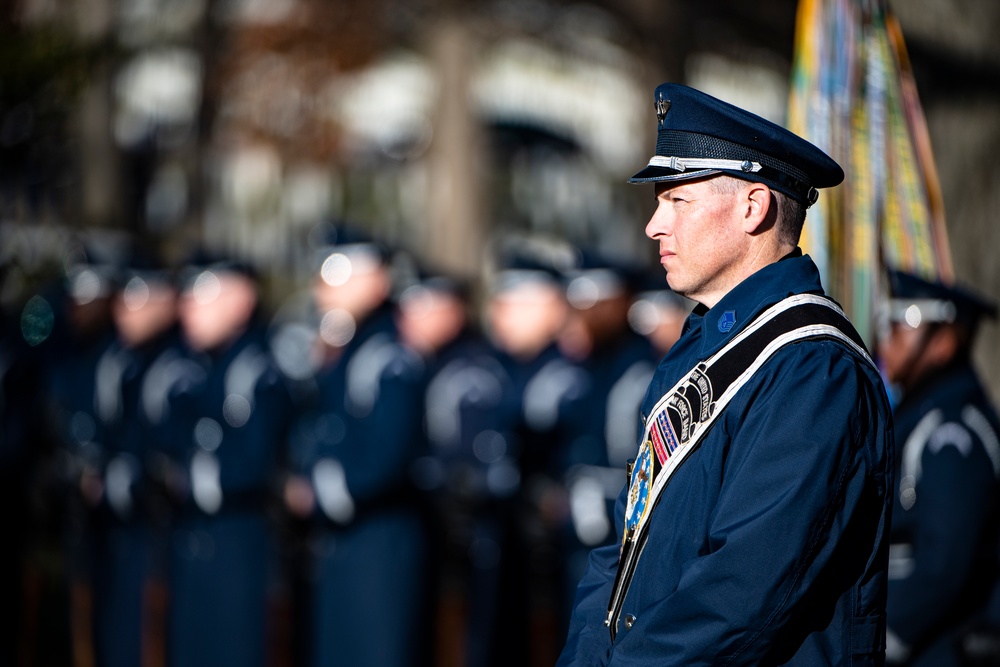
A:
76;62;121;228
423;13;488;278
74;0;121;228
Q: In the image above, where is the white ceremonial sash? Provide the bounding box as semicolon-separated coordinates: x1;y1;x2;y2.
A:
605;293;874;639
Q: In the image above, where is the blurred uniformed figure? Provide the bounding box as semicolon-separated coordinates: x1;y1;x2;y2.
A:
879;270;1000;667
165;255;292;667
555;251;662;626
38;241;121;664
81;251;182;667
283;225;428;667
483;238;586;667
626;271;691;358
397;267;518;667
44;246;120;489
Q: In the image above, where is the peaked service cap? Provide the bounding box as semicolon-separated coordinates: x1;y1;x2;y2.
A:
886;269;998;329
489;236;575;297
311;221;392;273
629;83;844;206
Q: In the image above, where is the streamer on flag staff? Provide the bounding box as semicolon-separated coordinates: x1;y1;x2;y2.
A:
787;0;953;346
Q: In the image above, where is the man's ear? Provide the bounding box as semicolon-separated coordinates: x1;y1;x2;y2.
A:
743;183;774;234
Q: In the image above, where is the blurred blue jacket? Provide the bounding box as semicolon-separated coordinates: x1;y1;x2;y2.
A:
288;304;428;667
887;361;1000;666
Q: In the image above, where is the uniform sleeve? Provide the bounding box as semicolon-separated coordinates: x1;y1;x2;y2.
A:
887;422;997;645
218;363;293;495
557;492;623;667
337;349;425;503
613;344;890;665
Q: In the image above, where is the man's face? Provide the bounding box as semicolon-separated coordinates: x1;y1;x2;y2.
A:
179;271;257;351
112;279;177;348
878;321;951;391
311;253;388;320
645;178;749;306
397;290;465;355
487;283;567;359
879;322;919;387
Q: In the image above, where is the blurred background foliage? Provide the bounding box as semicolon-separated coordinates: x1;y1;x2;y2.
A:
1;0;999;394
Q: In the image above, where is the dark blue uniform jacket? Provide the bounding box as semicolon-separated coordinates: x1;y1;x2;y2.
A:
557;253;894;666
887;362;1000;662
167;325;292;667
289;305;428;667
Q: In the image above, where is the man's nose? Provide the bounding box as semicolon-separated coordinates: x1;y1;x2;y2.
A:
645;207;669;240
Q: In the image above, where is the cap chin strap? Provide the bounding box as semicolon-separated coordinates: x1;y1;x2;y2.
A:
646;155;762;173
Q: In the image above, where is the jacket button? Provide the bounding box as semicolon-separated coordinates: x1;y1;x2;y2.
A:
624;614;636;630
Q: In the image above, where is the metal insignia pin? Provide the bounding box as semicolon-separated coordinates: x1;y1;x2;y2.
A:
655;94;671;128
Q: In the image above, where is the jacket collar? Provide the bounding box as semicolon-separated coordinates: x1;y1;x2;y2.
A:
686;251;827;358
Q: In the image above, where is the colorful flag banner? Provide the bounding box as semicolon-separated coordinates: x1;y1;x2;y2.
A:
788;0;952;345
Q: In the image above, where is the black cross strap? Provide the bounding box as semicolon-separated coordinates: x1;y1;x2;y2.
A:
605;293;872;641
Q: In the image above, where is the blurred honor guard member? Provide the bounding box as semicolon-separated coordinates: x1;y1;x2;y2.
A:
397;268;517;667
627;271;690;358
284;226;427;667
879;271;1000;667
557;84;894;666
557;251;660;614
166;256;292;667
87;254;181;667
486;240;588;666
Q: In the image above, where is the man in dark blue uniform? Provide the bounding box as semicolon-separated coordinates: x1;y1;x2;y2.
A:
396;267;518;667
85;253;182;667
558;83;893;666
878;270;1000;667
283;226;428;667
485;238;588;666
37;243;121;664
626;270;690;358
165;255;292;667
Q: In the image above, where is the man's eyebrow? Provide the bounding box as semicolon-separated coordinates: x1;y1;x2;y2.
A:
657;187;689;199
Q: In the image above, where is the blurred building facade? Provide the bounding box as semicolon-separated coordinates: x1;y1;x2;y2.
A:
3;0;998;397
2;0;998;368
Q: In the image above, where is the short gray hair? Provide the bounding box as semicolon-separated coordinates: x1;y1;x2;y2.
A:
709;175;806;246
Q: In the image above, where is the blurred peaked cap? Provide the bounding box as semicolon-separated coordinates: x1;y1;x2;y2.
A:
565;247;642;309
629;83;844;206
575;247;644;283
399;267;470;303
64;232;130;301
887;269;998;328
633;268;689;310
311;221;383;250
64;231;130;269
179;248;258;289
116;245;176;289
65;263;118;303
310;221;391;271
490;236;576;296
